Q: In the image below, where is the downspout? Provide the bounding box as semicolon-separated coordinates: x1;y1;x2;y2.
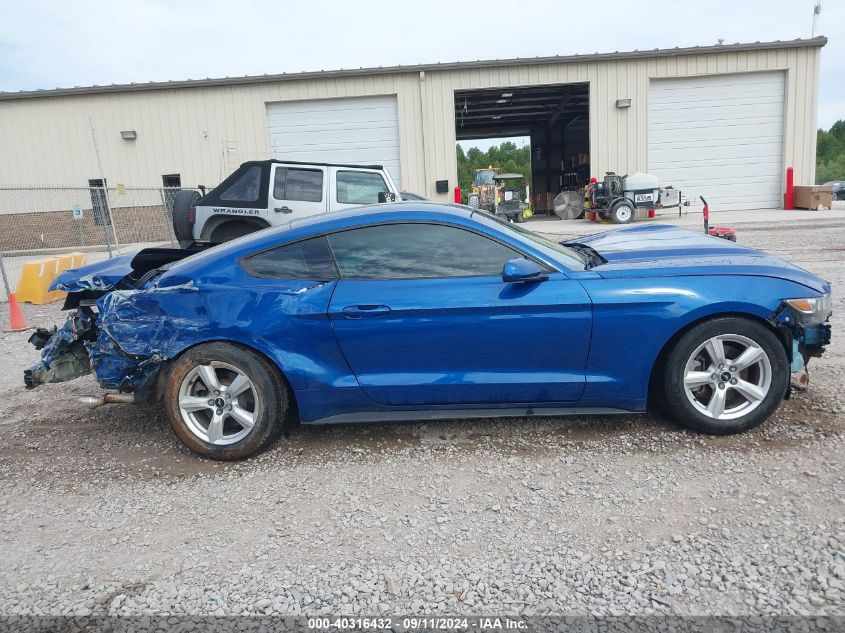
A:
418;70;431;197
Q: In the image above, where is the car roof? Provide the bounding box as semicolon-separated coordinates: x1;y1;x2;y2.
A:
239;159;384;170
187;203;477;256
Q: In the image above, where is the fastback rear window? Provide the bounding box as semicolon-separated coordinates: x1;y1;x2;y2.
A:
241;236;338;280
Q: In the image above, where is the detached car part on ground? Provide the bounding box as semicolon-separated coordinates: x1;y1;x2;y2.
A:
25;204;832;460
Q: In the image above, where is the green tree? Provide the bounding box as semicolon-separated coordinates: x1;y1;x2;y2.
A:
816;120;845;183
456;140;532;202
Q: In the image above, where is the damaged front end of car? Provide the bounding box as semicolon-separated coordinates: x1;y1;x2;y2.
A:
769;291;833;392
23;248;197;403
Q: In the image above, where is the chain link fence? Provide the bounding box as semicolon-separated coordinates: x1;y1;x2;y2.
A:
0;186;188;302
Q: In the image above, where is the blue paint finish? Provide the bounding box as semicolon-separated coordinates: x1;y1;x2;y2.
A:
51;253;137;292
90;277;357;393
571;224;829;294
328;273;591;406
30;204;833;425
577;275;812;403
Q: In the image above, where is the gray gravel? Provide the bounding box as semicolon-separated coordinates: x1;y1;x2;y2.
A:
0;220;843;618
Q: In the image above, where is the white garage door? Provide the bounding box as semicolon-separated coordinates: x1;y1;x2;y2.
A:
266;95;402;188
648;72;784;210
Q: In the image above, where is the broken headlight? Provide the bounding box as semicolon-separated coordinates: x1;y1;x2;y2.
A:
785;293;833;325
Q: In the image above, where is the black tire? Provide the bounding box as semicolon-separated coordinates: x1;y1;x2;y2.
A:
662;317;788;435
513;210;524;223
171;189;201;248
164;343;289;460
610;200;635;224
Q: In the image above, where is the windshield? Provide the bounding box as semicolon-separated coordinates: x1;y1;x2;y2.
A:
473;210;587;269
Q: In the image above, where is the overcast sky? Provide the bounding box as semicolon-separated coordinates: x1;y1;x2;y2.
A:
0;0;840;150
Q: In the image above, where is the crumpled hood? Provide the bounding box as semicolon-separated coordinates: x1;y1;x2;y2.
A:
568;224;830;294
50;253;137;293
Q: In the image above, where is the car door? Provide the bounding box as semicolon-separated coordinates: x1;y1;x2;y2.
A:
270;164;327;221
326;222;592;407
329;167;392;210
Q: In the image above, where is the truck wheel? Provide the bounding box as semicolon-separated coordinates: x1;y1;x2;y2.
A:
171;190;201;248
165;343;289;460
610;200;635;224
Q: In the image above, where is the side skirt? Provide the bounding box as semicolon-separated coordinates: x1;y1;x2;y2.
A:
305;406;634;426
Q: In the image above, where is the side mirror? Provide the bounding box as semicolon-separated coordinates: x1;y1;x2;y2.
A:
502;258;548;283
378;192;399;203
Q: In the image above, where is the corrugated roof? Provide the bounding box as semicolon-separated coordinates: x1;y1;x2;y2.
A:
0;37;826;101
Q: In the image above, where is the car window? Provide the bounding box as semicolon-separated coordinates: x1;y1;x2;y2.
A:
241;236;338;280
219;165;262;202
336;171;389;205
473;210;587;269
274;167;323;202
327;223;521;279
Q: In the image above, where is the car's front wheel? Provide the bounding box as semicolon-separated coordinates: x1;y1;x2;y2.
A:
662;317;789;434
164;343;288;459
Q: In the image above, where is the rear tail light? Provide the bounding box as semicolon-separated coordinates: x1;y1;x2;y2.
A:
187;207;195;223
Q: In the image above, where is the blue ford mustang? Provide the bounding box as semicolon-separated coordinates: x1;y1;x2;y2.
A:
26;203;832;460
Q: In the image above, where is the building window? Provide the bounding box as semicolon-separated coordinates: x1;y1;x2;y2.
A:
88;178;111;226
162;174;181;188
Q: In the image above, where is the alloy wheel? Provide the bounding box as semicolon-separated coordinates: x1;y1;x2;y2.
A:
177;361;259;445
682;334;773;421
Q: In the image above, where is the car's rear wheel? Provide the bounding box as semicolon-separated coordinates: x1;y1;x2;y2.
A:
164;343;288;460
662;317;788;434
171;189;201;248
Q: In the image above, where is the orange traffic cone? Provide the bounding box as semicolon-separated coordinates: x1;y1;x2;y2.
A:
7;292;29;332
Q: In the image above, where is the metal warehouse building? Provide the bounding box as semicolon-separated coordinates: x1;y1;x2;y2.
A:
0;37;825;211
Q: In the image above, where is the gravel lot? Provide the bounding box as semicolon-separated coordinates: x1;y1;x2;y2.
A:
0;219;843;620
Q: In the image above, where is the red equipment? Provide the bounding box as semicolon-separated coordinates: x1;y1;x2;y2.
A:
785;166;794;210
701;196;737;242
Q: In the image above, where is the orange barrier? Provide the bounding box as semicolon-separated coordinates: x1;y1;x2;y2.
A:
15;252;87;304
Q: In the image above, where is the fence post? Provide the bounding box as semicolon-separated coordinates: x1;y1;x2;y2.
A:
0;255;11;299
103;187;121;255
98;191;114;258
160;188;178;247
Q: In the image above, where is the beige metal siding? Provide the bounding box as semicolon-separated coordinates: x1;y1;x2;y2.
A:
0;43;820;204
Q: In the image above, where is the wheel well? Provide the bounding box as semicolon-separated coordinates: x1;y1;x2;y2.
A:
158;340;299;421
646;311;788;409
201;216;270;243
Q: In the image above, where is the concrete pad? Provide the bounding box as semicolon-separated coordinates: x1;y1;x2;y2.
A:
528;200;845;238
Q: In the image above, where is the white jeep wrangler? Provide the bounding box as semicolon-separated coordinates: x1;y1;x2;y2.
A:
171;160;401;247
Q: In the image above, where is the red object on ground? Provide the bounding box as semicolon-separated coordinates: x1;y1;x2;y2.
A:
454;186;461;204
708;226;737;241
6;292;28;332
785;166;794;210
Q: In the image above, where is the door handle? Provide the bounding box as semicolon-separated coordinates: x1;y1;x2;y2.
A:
274;206;293;213
341;305;391;318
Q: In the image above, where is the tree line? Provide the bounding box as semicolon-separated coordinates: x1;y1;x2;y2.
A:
456;141;531;198
817;120;845;184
